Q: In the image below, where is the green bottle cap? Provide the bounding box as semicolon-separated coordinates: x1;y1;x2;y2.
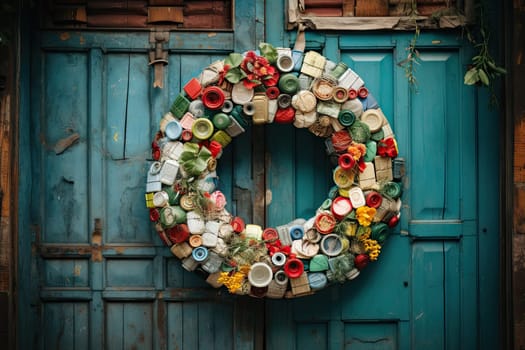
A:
370;222;390;244
278;73;300;95
338;109;356;127
383;181;402;199
212;112;231;130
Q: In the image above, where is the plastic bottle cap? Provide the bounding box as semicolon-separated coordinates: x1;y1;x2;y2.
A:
277;54;294;72
348;187;366;208
153;191;169;207
284;258;304;279
338;109;356;127
309;254;329;272
271;252;287;267
365;191;383;208
361;109;385;133
308;272;328;290
331;196;353;220
164;120;182;140
320;234;343;256
274;270;289;285
188;99;206;118
243;102;255;116
189;234;203;247
266;86;280;99
333;87;349;103
278;73;300;95
277;94;292;109
333;166;355;189
201;86;225;110
212;112;232;130
348;88;358;100
221;99;234;113
383;181;402;199
231;217;245;233
358;86;369;98
313;79;335;101
289;225;305;240
149;208;160;222
262;228;279;242
354;254;370;270
192;118;214;140
248;262;274;287
371;222;390;244
292;240;319;258
315;212;337;234
192;246;209;262
338;153;355;170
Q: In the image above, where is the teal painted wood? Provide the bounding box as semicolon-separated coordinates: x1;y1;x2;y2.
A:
20;1;267;349
264;0;499;348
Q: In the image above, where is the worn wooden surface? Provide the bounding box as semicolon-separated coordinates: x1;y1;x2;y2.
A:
513;2;525;350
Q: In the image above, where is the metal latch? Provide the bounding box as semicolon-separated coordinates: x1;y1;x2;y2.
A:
149;30;169;88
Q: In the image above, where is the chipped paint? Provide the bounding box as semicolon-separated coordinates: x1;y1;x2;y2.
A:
113;132;119;142
59;32;70;41
208;32;217;37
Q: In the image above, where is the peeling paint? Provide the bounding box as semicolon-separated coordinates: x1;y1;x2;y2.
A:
59;32;70;41
113;132;119;142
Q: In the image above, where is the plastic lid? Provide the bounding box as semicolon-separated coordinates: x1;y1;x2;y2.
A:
202;86;225;110
248;262;274;287
338;110;356;127
338;153;355;170
189;234;203;247
192;246;209;262
331;196;353;220
167;224;190;244
266;86;280;99
212;113;231;130
315;212;337;234
309;254;329;272
277;54;294;72
278;73;300;95
165;120;182;140
308;272;328;290
231;82;254;105
262;227;279;242
361;109;385;133
348;187;366;208
192;118;214;140
332;166;354;189
271;252;287;266
320;234;343;256
284;258;304;279
188;99;206;118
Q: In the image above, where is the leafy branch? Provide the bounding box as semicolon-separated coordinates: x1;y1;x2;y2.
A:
397;0;421;91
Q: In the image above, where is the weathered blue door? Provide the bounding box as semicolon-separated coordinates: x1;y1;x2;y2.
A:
19;2;268;349
19;0;500;349
263;1;500;350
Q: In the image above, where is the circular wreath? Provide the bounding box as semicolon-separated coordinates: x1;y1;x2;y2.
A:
145;42;404;298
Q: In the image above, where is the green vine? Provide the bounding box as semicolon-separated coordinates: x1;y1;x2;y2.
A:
397;0;421;91
463;2;506;105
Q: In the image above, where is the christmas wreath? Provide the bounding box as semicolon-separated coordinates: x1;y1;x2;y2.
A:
145;42;404;298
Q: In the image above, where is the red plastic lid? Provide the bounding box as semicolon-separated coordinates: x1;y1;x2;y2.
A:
331;196;353;221
266;86;280;100
358;86;369;99
208;140;223;158
184;78;202;100
365;191;383;209
348;88;358;100
166;224;190;244
331;130;353;153
388;214;400;228
202;86;225;110
149;208;160;222
231;216;245;233
274;107;295;124
354;253;370;270
338;153;355;170
284;257;304;279
262;227;279;242
315;212;337;234
181;129;193;142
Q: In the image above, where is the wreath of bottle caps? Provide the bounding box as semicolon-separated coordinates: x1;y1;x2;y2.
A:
145;43;405;299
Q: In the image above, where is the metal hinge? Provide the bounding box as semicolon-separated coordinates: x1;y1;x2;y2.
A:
149;30;169;88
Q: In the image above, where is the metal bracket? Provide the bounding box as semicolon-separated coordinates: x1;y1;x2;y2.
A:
149;30;169;88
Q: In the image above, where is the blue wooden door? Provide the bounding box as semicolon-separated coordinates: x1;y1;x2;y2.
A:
263;1;500;350
18;2;268;349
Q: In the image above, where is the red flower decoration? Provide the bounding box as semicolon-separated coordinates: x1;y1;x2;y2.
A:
240;51;280;89
377;137;398;158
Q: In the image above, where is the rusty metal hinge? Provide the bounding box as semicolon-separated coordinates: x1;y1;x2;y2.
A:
149;30;169;89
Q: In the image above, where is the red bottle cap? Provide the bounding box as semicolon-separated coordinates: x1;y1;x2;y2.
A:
284;257;304;279
315;212;337;234
388;214;400;228
201;86;225;110
231;216;245;233
208;140;223;158
149;208;160;222
331;196;353;221
354;253;370;270
266;86;280;100
166;224;190;244
183;78;202;100
274;107;295;124
262;227;279;242
358;86;369;99
338;153;355;170
348;88;358;100
365;191;383;209
181;129;193;142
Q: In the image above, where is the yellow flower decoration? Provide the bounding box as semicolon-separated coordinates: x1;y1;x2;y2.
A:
358;231;381;261
347;142;367;160
356;206;376;227
217;265;251;293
